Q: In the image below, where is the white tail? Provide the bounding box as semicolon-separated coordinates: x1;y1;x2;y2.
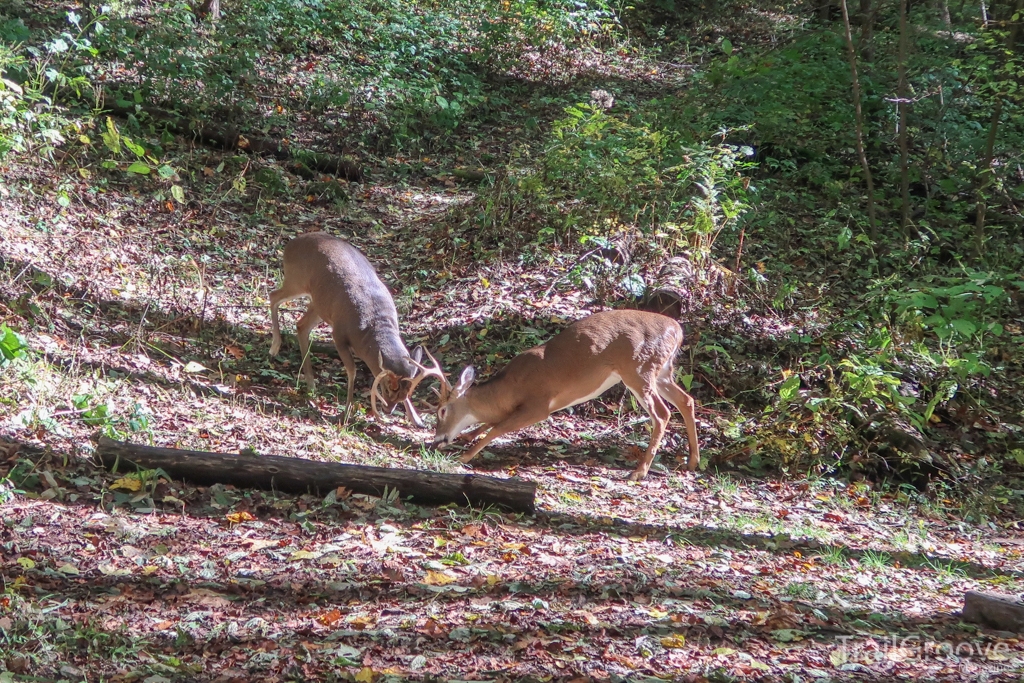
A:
413;310;700;480
269;232;426;426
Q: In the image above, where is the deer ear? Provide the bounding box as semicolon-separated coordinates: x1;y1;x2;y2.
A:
412;346;424;363
456;366;476;393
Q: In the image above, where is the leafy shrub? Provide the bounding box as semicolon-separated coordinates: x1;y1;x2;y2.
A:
467;102;754;261
893;272;1022;345
0;10;104;158
95;0;616;151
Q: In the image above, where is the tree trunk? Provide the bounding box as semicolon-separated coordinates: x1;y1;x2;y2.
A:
973;0;1021;258
94;436;537;514
196;0;221;20
939;0;952;28
858;0;875;62
840;0;879;242
898;0;913;237
819;0;832;22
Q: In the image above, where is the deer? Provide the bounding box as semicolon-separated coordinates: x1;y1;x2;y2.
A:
268;231;427;427
409;310;700;480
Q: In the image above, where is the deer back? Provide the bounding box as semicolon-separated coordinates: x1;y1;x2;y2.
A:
283;232;417;380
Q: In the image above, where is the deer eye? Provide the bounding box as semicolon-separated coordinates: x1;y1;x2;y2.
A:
438;407;447;420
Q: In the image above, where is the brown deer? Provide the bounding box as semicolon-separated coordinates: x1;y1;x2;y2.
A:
411;310;700;480
269;232;427;426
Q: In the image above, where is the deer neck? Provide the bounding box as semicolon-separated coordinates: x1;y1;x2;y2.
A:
464;372;526;424
366;328;415;379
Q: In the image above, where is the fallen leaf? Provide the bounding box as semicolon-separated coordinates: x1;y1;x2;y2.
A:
423;570;456;586
111;475;143;492
660;634;686;648
316;609;343;626
244;539;280;551
226;511;255;524
348;614;375;630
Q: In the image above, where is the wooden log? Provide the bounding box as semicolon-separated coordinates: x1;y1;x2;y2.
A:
94;436;536;514
962;591;1024;632
102;94;363;182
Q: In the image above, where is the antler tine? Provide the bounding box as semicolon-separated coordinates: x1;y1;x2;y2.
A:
406;347;451;401
369;370;387;419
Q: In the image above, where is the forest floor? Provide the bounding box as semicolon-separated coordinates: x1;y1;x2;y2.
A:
3;1;1024;681
4;148;1024;681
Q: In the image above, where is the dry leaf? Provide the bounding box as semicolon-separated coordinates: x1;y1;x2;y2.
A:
316;609;343;626
660;634;686;648
423;570;456;586
110;475;143;492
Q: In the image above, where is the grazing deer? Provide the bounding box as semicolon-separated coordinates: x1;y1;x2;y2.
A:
411;310;700;480
269;231;427;426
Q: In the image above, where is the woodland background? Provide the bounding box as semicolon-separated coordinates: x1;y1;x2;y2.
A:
1;0;1024;679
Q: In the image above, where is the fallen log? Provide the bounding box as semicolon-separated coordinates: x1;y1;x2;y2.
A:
103;94;363;182
962;591;1024;633
94;435;536;514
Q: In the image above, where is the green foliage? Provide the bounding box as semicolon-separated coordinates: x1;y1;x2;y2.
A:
892;272;1020;344
95;0;615;150
542;104;753;258
0;325;28;365
0;10;104;158
92;116;185;200
467;102;754;261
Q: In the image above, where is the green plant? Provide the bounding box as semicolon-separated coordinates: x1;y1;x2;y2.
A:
0;9;105;158
816;545;847;566
94;116;185;202
893;272;1019;346
784;581;819;599
0;325;28;365
536;103;754;259
860;549;891;570
923;557;967;579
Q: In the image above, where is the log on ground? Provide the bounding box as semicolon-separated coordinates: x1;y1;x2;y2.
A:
962;591;1024;633
102;94;362;182
94;436;535;514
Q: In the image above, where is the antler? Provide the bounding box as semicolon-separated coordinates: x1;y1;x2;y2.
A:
369;372;385;418
370;351;389;419
406;348;451;408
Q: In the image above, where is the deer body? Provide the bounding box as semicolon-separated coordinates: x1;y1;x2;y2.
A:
420;310;700;480
269;232;424;425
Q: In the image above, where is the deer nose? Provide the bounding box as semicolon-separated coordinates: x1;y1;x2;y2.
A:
431;436;449;449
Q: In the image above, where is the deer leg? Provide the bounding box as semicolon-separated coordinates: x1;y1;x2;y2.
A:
330;331;357;424
459;406;548;464
622;372;671;481
295;309;322;392
456;424;489;443
268;286;304;357
657;367;700;471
